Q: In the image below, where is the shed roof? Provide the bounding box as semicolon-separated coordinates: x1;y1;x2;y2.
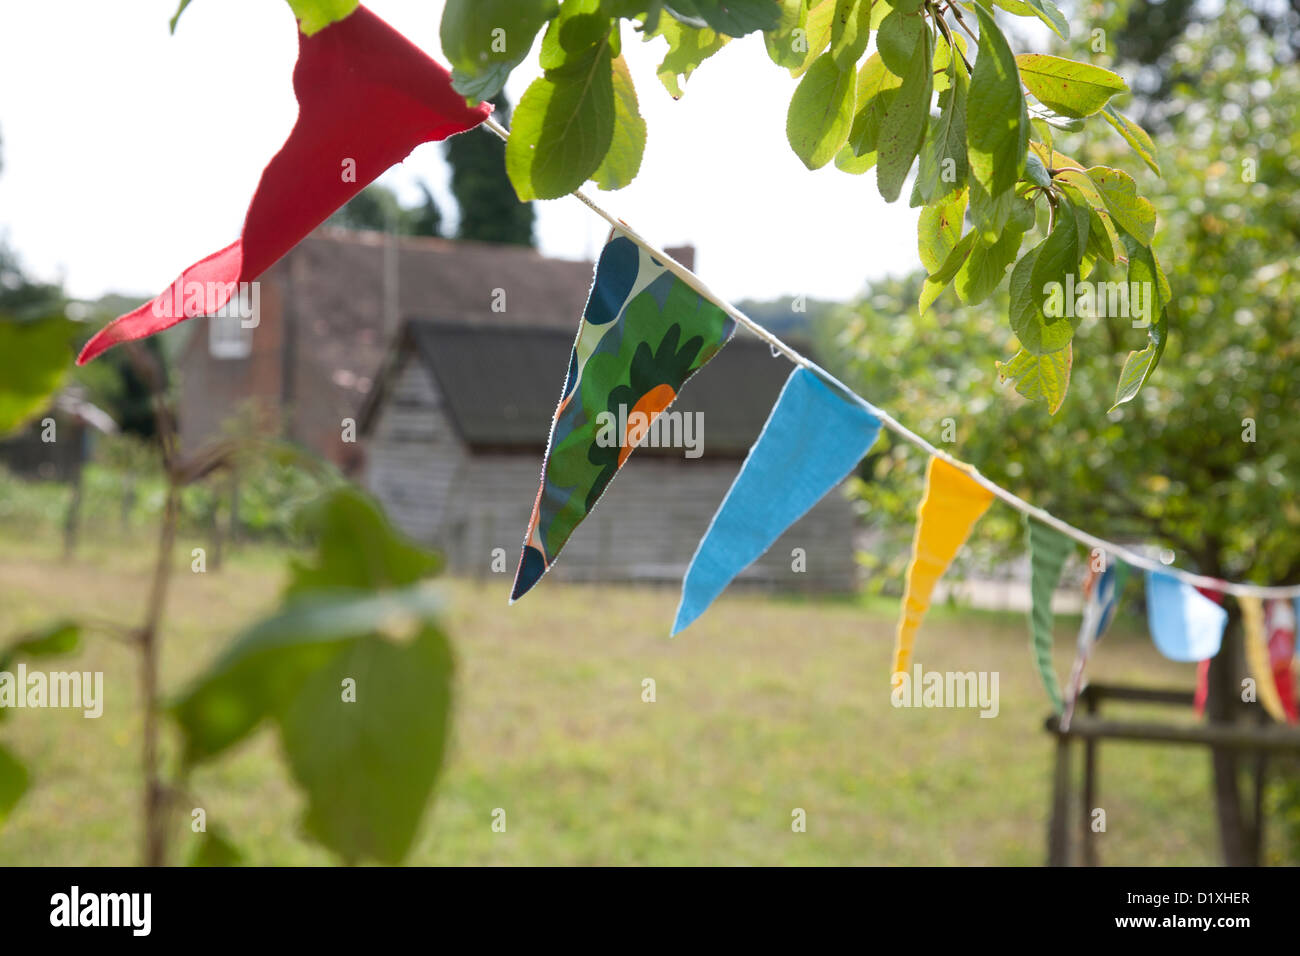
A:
368;319;798;457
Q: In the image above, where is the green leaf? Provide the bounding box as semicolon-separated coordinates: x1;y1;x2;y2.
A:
875;26;933;201
1054;167;1124;264
540;0;617;71
174;487;445;764
662;1;709;26
1024;150;1051;187
1031;116;1054;154
540;0;618;70
169;0;193;34
1086;165;1157;246
1101;104;1161;176
833;142;870;174
288;487;442;595
920;230;977;315
917;186;968;274
915;57;968;203
169;489;456;866
932;30;967;94
875;7;923;77
968;177;1031;243
635;1;665;32
505;38;616;200
1110;233;1170;411
0;620;80;673
665;0;782;35
830;0;874;69
764;0;809;68
442;0;561;102
170;584;444;764
1009;200;1083;354
956;226;1023;305
279;625;453;865
1015;54;1127;119
1111;337;1165;412
0;316;74;438
286;0;360;36
1034;111;1085;132
1085;206;1124;265
966;4;1028;200
593;56;646;190
451;64;516;102
997;344;1072;413
789;0;836;77
991;0;1068;41
839;52;902;172
553;0;610;54
654;17;728;97
188;826;245;867
787;52;857;170
0;744;27;829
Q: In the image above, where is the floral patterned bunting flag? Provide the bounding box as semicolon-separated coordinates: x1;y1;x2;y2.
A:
511;232;735;601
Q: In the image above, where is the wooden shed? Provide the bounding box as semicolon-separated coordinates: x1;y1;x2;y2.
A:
359;319;861;591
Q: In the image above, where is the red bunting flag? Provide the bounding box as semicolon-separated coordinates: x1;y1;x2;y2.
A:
77;4;490;364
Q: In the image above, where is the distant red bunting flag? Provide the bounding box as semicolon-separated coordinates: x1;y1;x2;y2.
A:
77;4;490;365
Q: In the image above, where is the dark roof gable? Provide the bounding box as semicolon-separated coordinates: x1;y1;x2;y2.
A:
364;319;797;457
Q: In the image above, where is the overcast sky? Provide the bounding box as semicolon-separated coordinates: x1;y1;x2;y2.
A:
0;0;935;306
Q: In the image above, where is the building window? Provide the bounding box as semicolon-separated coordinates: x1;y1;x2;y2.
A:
208;313;253;360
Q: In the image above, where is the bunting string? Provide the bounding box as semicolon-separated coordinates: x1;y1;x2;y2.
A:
481;115;1300;601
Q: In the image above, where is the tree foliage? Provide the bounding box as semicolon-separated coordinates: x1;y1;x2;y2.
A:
446;94;537;246
431;0;1167;410
820;0;1300;585
0;621;82;826
325;182;444;237
0;130;77;438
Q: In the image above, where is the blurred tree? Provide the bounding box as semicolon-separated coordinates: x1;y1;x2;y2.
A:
405;181;443;238
821;0;1300;863
326;181;442;236
0;246;62;318
1;130;160;443
445;93;535;246
69;328;166;441
826;1;1299;584
1090;0;1300;128
0;178;64;324
737;295;836;338
0;127;76;437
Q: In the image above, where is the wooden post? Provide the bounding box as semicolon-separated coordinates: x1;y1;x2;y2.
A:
1248;707;1268;863
1045;683;1300;867
62;427;87;559
209;497;223;571
1206;614;1255;865
121;471;135;535
1047;723;1072;866
1081;689;1099;867
227;466;240;549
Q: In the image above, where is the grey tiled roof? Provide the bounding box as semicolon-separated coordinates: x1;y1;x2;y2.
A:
392;319;796;456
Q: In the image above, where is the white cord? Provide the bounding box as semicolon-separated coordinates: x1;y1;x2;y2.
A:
481;115;1300;600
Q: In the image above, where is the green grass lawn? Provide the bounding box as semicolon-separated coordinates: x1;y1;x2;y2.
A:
0;525;1287;866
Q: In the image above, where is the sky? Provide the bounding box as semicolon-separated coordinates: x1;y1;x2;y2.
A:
0;0;929;306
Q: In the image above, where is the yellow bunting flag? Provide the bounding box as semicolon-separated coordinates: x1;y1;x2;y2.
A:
893;457;996;676
1240;596;1287;723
